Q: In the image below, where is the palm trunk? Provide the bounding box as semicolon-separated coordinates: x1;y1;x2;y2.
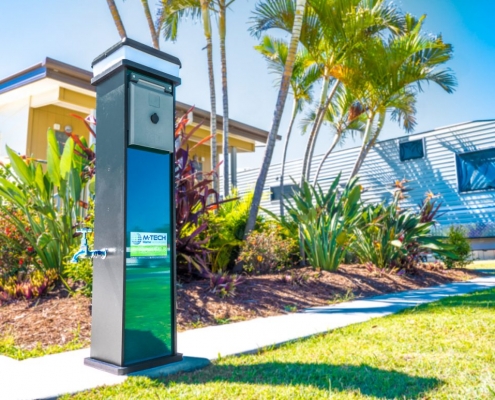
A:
300;76;329;183
244;0;306;238
279;100;298;216
141;0;159;49
312;129;341;185
349;112;376;179
201;0;218;193
304;79;340;181
106;0;127;39
219;0;230;198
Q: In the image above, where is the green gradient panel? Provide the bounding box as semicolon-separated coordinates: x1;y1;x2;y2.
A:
125;147;173;364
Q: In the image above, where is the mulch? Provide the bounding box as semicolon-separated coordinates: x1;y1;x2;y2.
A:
0;264;484;351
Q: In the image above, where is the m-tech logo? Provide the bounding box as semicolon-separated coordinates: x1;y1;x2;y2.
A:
131;233;142;245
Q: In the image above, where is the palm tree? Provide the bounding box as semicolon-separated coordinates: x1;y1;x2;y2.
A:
243;0;307;237
255;36;319;215
141;0;160;49
312;85;365;184
250;0;404;183
159;0;220;192
218;0;231;197
347;14;457;178
106;0;127;39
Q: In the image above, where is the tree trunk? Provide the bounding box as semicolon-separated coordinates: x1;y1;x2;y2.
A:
305;80;340;180
141;0;159;49
106;0;127;39
300;76;329;183
219;0;230;198
201;0;218;193
349;112;376;179
244;0;306;238
312;129;341;185
279;100;298;216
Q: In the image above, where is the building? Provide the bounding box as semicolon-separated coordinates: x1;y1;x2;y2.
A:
236;120;495;259
0;57;270;180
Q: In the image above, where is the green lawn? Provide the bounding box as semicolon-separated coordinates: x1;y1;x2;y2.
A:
0;334;87;360
65;288;495;400
470;260;495;270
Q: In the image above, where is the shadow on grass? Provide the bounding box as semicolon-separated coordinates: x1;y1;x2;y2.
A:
161;362;442;399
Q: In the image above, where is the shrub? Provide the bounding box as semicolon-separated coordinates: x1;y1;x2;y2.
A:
237;228;297;274
63;200;95;296
205;191;267;273
353;187;453;270
0;131;93;278
438;226;472;269
174;110;222;276
273;174;362;271
209;272;245;298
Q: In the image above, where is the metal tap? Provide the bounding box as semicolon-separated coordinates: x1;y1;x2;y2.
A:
71;228;107;263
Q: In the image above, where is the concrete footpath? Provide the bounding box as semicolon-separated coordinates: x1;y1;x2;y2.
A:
2;276;494;400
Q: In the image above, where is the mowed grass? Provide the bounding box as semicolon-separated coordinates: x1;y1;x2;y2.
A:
65;288;495;400
0;334;87;360
470;259;495;270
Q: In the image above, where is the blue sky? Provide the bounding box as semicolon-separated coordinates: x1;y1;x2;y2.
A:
0;0;494;169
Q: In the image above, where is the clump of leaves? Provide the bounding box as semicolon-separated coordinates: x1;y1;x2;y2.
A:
281;270;311;286
353;181;453;271
271;174;362;271
0;127;94;290
438;226;472;269
238;227;297;274
205;191;258;273
174;109;222;276
208;272;245;298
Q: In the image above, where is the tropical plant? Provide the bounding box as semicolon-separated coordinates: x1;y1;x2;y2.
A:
352;188;452;270
255;36;318;215
347;14;457;178
438;226;472;269
106;0;127;39
270;174;362;271
0;130;92;281
159;0;220;193
205;191;255;272
312;84;365;183
244;0;307;237
250;0;404;182
218;0;232;197
238;228;297;274
209;272;245;297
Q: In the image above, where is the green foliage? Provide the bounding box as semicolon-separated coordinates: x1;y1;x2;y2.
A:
63;200;95;296
273;174;362;271
0;329;87;360
438;226;472;269
206;191;257;272
352;190;453;270
238;227;297;274
0;130;91;279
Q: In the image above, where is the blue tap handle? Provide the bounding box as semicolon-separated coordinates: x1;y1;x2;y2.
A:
71;228;107;263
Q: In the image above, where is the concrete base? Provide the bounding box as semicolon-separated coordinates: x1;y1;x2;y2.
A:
84;353;183;375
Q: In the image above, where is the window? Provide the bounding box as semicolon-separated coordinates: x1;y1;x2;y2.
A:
456;148;495;193
55;130;69;154
399;139;424;161
270;184;298;201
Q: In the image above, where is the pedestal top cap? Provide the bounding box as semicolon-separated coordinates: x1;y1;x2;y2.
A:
92;38;181;84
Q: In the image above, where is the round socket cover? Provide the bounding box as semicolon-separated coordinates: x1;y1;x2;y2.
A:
150;113;159;124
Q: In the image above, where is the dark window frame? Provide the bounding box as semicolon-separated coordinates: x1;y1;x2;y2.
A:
399;138;425;162
456;147;495;193
270;184;299;201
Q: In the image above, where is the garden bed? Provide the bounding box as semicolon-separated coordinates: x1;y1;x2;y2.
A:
0;264;483;353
